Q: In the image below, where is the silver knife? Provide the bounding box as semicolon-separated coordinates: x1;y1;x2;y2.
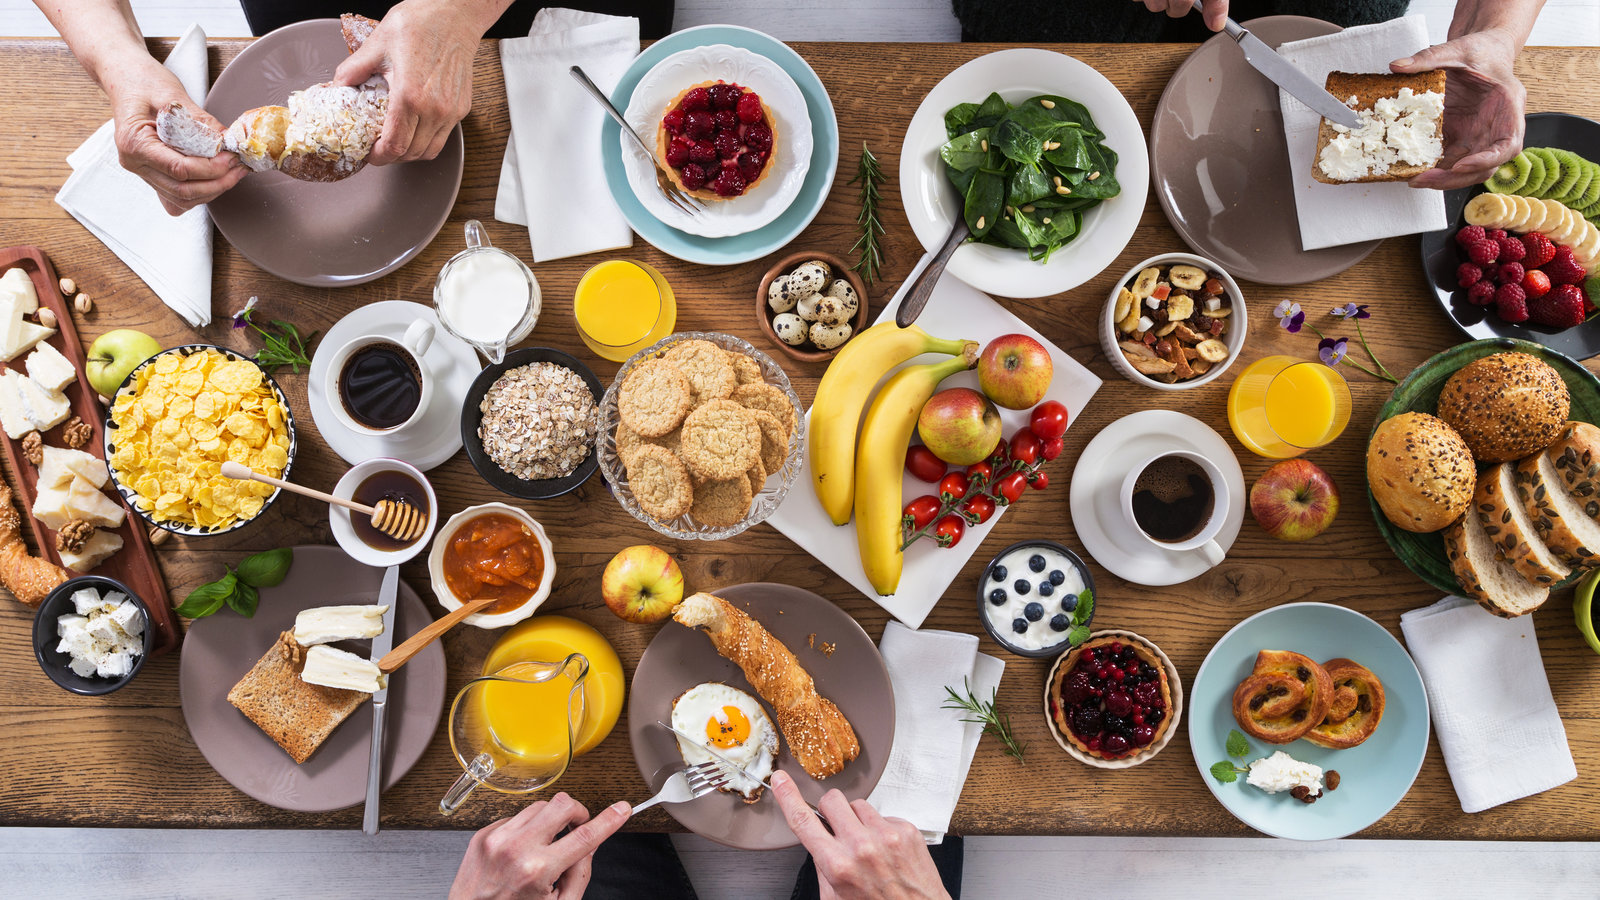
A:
362;566;400;836
1192;0;1361;129
655;721;830;827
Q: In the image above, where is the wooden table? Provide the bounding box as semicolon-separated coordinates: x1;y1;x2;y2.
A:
0;37;1595;839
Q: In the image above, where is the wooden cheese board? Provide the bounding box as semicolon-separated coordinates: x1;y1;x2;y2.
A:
0;246;177;655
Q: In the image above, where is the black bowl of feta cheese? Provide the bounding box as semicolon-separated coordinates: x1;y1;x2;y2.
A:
976;540;1096;658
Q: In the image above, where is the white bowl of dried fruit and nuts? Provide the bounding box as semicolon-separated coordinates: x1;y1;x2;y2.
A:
1100;252;1245;390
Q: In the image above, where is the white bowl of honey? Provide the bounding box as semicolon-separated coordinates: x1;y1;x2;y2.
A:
428;502;555;629
330;458;437;567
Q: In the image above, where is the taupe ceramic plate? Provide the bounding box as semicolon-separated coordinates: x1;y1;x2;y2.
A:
1150;17;1381;285
179;545;447;812
206;19;464;287
628;583;893;850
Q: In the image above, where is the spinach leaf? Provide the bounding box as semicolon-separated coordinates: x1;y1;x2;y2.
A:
1029;95;1101;137
992;115;1043;168
1069;142;1122;200
939;129;991;174
971;92;1009;130
963;169;1006;237
1007;164;1053;205
946;163;977;197
944;102;981;138
1043;127;1096;173
985;217;1033;250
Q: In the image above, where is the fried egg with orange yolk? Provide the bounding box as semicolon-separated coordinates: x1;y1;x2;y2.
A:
670;682;779;800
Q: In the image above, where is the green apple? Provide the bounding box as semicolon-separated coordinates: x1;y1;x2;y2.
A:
86;329;161;397
601;544;684;623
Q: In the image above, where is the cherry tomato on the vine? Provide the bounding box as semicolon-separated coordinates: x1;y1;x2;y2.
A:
995;471;1027;505
939;472;970;502
1029;470;1049;490
965;460;993;488
1041;437;1064;461
988;438;1010;468
902;495;941;532
905;445;948;483
962;494;996;525
1009;427;1043;467
1030;401;1069;440
933;514;966;548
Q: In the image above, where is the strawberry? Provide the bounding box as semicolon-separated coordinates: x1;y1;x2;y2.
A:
1521;232;1556;268
1498;235;1527;263
1523;269;1552;299
1466;280;1497;306
1543;246;1588;285
1456;225;1487;247
1495;283;1529;322
1498;262;1525;285
1466;239;1500;267
1529;284;1587;329
1457;263;1484;288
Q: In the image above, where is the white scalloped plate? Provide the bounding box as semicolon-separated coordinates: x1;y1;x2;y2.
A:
621;44;813;238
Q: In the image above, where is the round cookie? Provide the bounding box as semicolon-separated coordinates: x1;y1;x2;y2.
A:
664;339;737;403
618;359;693;438
615;423;646;464
745;456;768;497
691;475;754;528
625;444;693;521
731;382;798;438
750;408;789;475
729;351;764;386
679;399;761;481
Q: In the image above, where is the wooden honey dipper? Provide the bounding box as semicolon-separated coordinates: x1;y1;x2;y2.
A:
219;461;427;542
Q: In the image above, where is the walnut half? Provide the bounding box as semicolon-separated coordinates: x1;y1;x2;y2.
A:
56;518;96;554
20;431;42;466
61;417;92;449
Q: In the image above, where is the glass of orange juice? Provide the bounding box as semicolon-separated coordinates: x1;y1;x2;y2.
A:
574;260;677;362
1226;355;1352;458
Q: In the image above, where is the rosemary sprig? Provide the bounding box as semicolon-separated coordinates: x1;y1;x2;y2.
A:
848;142;886;285
943;678;1025;762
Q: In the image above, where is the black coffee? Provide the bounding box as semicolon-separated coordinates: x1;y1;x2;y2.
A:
1130;455;1215;543
338;341;422;430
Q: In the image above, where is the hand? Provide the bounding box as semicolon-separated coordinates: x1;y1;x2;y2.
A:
107;58;245;215
448;793;631;900
334;0;488;165
1393;30;1527;191
771;771;950;900
1134;0;1226;31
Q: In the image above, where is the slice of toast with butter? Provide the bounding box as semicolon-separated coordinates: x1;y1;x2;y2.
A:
1312;70;1448;184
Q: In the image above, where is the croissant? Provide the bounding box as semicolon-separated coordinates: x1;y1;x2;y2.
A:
1304;658;1385;749
673;592;859;779
0;484;72;607
155;14;387;183
1231;650;1333;745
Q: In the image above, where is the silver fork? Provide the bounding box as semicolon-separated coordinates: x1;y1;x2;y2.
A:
569;65;707;218
631;761;727;814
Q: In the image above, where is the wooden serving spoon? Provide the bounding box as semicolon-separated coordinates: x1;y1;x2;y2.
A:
376;595;499;673
219;461;427;542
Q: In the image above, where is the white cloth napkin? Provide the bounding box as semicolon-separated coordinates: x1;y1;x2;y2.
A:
867;621;1005;843
55;24;214;327
1275;15;1448;250
496;8;636;262
1399;595;1576;813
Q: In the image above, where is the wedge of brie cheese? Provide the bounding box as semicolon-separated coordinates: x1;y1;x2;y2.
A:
0;268;39;315
26;341;77;394
17;372;70;431
300;644;385;692
293;604;390;646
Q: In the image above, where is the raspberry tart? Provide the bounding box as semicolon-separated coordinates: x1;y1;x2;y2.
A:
656;80;777;200
1047;631;1181;767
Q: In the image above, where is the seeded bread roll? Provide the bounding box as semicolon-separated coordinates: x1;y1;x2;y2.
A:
1474;462;1570;586
1367;412;1475;533
1443;509;1550;618
1436;352;1569;464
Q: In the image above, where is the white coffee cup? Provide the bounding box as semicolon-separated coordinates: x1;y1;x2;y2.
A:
1120;449;1230;566
324;319;435;437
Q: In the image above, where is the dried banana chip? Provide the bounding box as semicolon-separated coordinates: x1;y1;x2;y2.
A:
1113;288;1135;323
1168;265;1206;290
1166;295;1194;321
1195;339;1229;363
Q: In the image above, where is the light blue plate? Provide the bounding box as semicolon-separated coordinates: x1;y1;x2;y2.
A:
1187;603;1430;841
600;25;840;266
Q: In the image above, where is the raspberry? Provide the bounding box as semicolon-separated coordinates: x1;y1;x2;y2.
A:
737;150;765;181
1522;232;1556;268
1466;280;1497;306
712;167;747;197
1487;229;1508;244
1498;262;1525;285
680;87;711;111
713;130;741;160
1466;239;1500;266
1543;246;1588;285
1529;283;1587;329
664;138;691;168
712;109;739;133
736;92;763;124
1455;225;1486;247
684;110;714;139
1498;236;1527;263
1523;269;1552;299
708;83;742;110
688;139;717;165
662;109;685;135
1456;263;1484;288
745;122;773;154
679;163;709;191
1495;283;1529;322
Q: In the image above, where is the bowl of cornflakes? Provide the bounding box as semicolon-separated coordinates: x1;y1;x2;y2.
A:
103;345;297;536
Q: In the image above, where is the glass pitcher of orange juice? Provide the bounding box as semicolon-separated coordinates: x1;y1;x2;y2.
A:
574;259;676;362
1226;355;1353;458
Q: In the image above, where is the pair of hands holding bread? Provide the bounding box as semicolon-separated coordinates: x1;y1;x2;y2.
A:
1140;0;1545;191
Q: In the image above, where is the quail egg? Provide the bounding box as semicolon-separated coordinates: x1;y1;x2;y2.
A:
796;293;822;323
788;261;829;296
814;295;850;326
767;275;799;314
773;312;809;345
810;320;852;350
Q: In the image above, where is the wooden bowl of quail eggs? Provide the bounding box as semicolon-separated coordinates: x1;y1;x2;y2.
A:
756;251;870;362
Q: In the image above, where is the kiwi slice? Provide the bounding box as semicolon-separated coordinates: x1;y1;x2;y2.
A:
1573;161;1600;211
1529;148;1565;197
1520;152;1547;197
1548;149;1585;201
1557;162;1596;208
1486;153;1533;194
1581;197;1600;220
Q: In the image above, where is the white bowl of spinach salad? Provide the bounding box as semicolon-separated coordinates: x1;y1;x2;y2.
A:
900;49;1147;299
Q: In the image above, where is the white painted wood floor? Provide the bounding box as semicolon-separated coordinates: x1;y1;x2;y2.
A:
2;0;1599;896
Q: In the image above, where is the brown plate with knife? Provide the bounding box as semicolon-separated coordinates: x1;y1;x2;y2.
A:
178;545;446;812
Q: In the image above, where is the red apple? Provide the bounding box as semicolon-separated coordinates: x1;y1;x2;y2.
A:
977;334;1053;409
601;545;684;623
1250;459;1339;542
917;388;1002;465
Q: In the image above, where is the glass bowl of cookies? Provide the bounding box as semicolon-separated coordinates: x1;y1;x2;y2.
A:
596;332;803;540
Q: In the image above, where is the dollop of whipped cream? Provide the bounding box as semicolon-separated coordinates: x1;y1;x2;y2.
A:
1246;750;1324;794
1317;88;1444;181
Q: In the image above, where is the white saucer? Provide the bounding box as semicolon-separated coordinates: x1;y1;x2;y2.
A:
1068;409;1245;586
307;301;482;472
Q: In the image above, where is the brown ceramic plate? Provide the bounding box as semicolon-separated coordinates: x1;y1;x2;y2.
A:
754;251;870;363
206;19;464;287
1150;17;1381;285
178;545;447;812
628;583;893;850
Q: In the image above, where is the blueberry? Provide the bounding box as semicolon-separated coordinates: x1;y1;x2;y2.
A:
1037;581;1055;597
1013;579;1030;595
1012;617;1029;634
1049;614;1070;632
1024;602;1044;622
1060;595;1079;612
991;565;1008;583
988;588;1007;606
1029;554;1046;572
1049;569;1066;585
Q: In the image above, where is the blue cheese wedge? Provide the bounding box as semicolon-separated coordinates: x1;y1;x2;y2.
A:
18;374;70;431
293;604;389;645
0;370;32;439
300;644;385;693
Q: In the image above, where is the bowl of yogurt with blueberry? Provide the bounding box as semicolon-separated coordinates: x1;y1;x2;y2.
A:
976;540;1095;657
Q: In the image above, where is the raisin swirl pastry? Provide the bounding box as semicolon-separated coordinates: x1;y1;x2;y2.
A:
1304;658;1385;750
1231;650;1333;744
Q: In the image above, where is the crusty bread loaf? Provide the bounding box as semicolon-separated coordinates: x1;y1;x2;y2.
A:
1312;69;1447;185
1474;462;1570;586
1437;352;1569;463
1443;508;1550;618
227;630;367;764
1514;450;1600;569
1367;411;1475;533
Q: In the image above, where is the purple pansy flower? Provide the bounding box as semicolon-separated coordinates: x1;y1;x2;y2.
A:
1318;336;1349;366
1274;300;1305;333
1331;302;1370;320
231;295;259;329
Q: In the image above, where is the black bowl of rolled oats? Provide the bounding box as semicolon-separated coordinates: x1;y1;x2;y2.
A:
461;347;604;499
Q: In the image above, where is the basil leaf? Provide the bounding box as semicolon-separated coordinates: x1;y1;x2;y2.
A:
1226;729;1251;759
1210;761;1240;784
235;547;293;588
176;574;236;619
227;581;260;618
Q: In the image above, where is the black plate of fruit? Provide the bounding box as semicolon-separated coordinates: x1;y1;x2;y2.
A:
1420;112;1600;359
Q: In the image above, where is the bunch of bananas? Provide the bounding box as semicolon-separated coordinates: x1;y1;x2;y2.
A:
809;322;978;595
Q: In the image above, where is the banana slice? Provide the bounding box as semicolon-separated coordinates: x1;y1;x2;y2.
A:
1117;307;1141;334
1464;193;1511;229
1195;339;1229;363
1552;205;1585;248
1503;195;1532;233
1574;221;1600;268
1168;265;1206;291
1130;267;1161;300
1166;294;1195;321
1113;288;1134;323
1522;197;1554;234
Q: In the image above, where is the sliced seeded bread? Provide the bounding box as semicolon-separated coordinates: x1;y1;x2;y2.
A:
1542;421;1600;520
1513;452;1600;569
1475;462;1571;586
1443;506;1550;619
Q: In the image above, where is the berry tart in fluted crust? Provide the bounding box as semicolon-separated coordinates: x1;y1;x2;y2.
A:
1047;631;1181;767
656;80;778;200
